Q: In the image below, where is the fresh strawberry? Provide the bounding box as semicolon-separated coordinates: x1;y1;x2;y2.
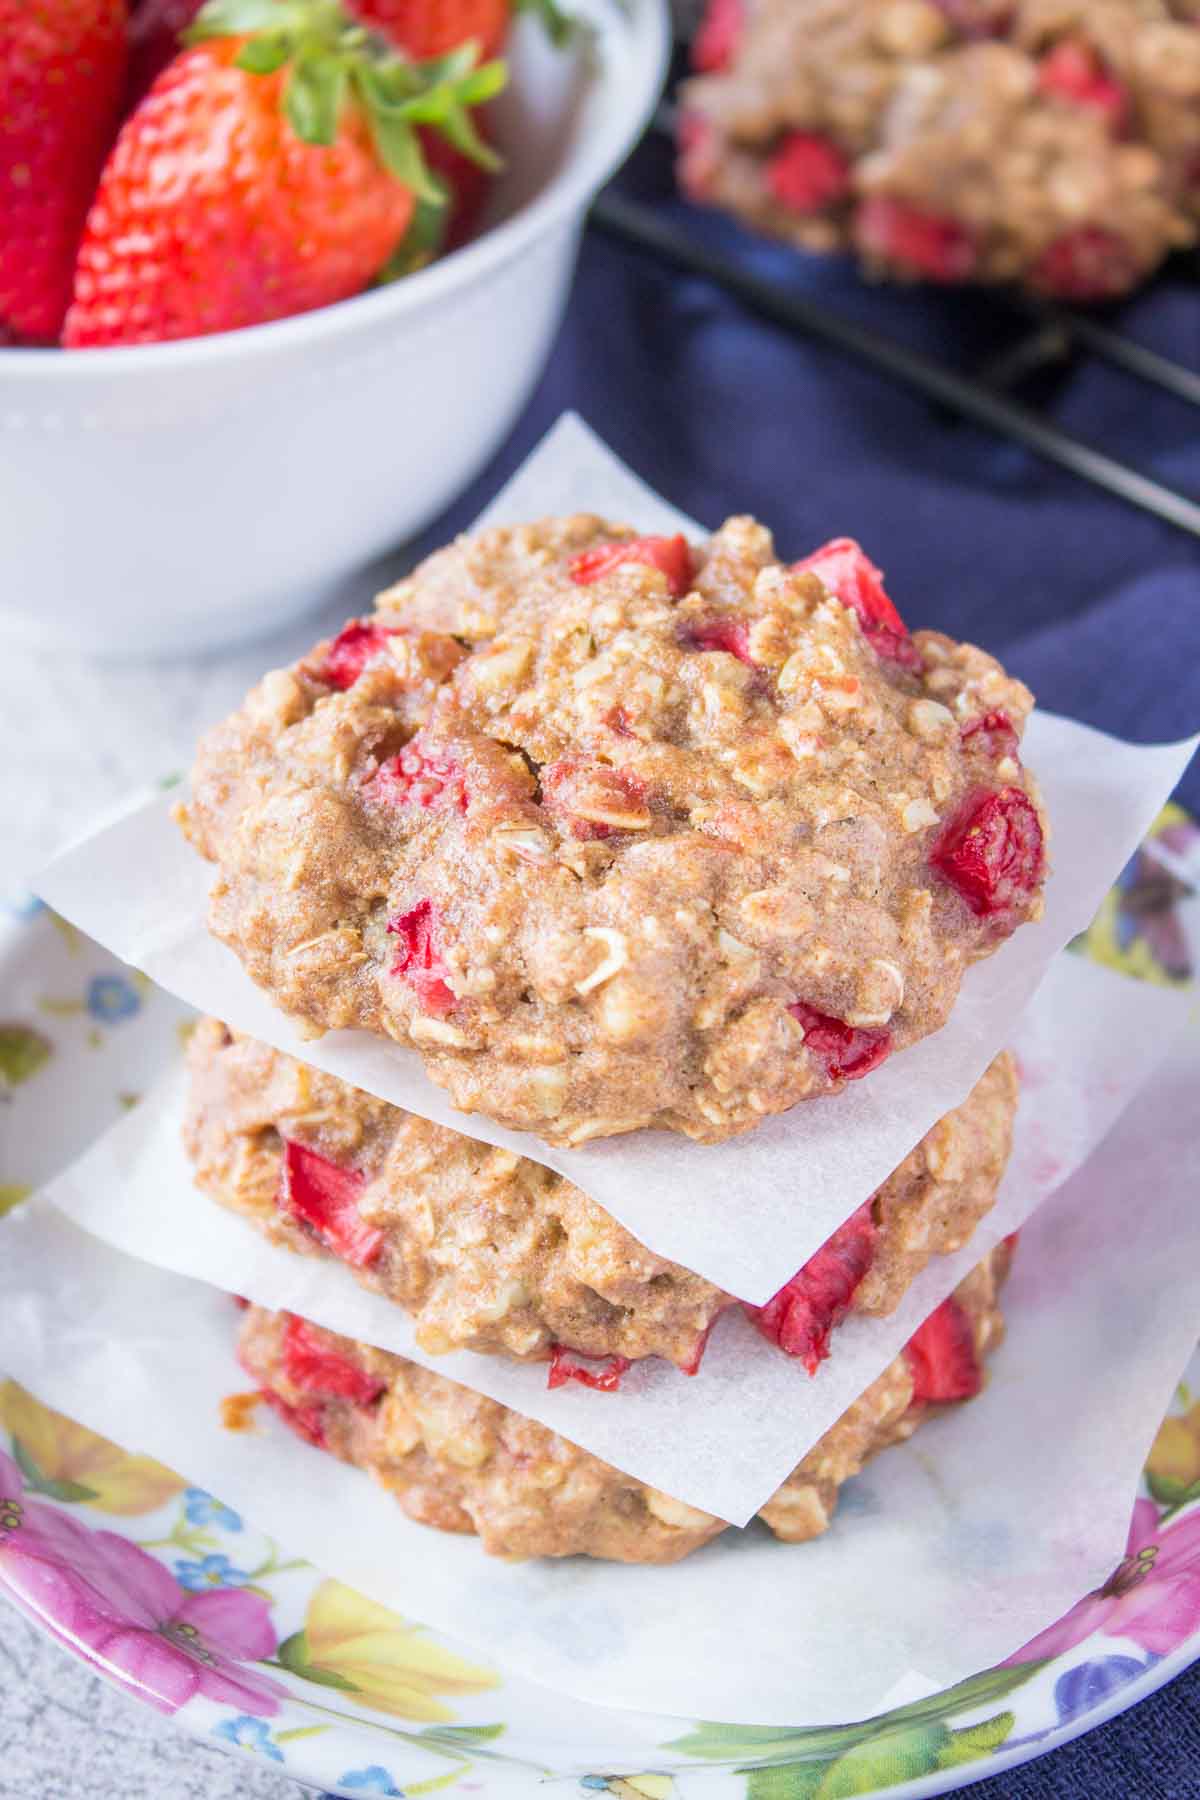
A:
278;1140;384;1269
259;1386;329;1447
127;0;203;106
961;710;1019;762
1030;227;1140;302
569;535;694;599
930;787;1045;920
793;537;922;671
788;1003;893;1083
547;1345;631;1393
691;0;742;72
1037;40;1128;133
681;618;755;664
372;734;469;812
855;195;979;284
0;0;127;341
749;1201;877;1373
378;121;494;276
356;0;510;58
388;899;457;1014
766;132;852;216
317;621;406;690
282;1314;386;1406
904;1296;982;1404
63;0;504;347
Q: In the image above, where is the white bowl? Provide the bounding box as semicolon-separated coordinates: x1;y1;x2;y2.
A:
0;0;669;658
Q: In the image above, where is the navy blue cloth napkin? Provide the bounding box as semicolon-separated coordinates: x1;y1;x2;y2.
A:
402;133;1200;1795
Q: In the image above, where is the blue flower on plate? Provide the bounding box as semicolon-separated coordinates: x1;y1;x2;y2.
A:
175;1552;251;1591
86;973;141;1024
2;894;45;921
183;1487;243;1531
1054;1655;1149;1725
212;1716;284;1762
338;1767;404;1795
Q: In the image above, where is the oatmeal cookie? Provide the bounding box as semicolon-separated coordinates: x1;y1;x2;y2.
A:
186;1016;1017;1375
235;1239;1012;1563
680;0;1198;299
180;516;1046;1146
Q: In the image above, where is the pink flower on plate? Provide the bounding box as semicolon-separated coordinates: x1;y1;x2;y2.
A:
1009;1498;1200;1664
0;1447;286;1717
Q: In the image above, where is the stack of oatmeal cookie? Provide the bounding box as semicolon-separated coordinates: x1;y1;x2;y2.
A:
680;0;1200;301
175;515;1049;1564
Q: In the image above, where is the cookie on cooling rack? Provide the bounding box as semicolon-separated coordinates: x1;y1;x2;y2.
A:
679;0;1199;300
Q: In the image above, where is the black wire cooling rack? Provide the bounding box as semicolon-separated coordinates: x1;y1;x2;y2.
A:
587;77;1200;543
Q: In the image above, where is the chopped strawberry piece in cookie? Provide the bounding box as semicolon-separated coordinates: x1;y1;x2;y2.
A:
372;736;469;813
282;1314;386;1407
692;0;743;71
749;1201;878;1374
258;1387;328;1449
1037;41;1128;132
569;535;693;600
789;1002;893;1083
930;787;1045;920
904;1296;982;1404
319;621;403;690
278;1140;384;1269
855;195;979;283
541;760;651;841
793;537;922;671
767;132;852;215
961;711;1020;761
547;1346;631;1393
681;617;755;664
1030;227;1140;302
388;899;457;1015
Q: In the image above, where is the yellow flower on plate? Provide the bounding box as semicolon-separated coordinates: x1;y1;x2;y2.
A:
0;1380;184;1516
1146;1402;1200;1504
292;1580;500;1722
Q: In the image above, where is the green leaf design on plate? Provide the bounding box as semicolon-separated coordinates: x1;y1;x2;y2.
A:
872;1660;1047;1731
11;1435;99;1504
274;1725;331;1744
0;1024;52;1087
276;1629;359;1692
424;1723;507;1742
747;1762;832;1800
935;1711;1016;1770
813;1725;948;1796
1147;1470;1200;1509
0;1185;31;1218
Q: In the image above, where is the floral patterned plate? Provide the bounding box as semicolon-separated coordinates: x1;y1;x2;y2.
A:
2;809;1199;1800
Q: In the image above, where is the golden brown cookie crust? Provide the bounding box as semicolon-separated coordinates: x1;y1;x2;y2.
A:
235;1240;1011;1564
181;514;1045;1146
186;1016;1017;1368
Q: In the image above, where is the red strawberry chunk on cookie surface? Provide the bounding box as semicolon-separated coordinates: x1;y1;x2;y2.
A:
569;535;694;600
372;736;469;813
961;710;1020;762
278;1139;384;1269
681;617;755;664
904;1295;982;1404
282;1314;386;1407
1030;227;1141;302
319;621;404;690
793;538;922;671
930;787;1045;920
767;133;852;216
692;0;744;72
541;759;651;841
1037;41;1128;132
789;1002;893;1083
388;899;456;1014
749;1201;878;1374
258;1386;329;1449
547;1345;632;1393
855;195;979;284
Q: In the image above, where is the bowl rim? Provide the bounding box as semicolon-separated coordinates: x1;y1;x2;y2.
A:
0;0;670;381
